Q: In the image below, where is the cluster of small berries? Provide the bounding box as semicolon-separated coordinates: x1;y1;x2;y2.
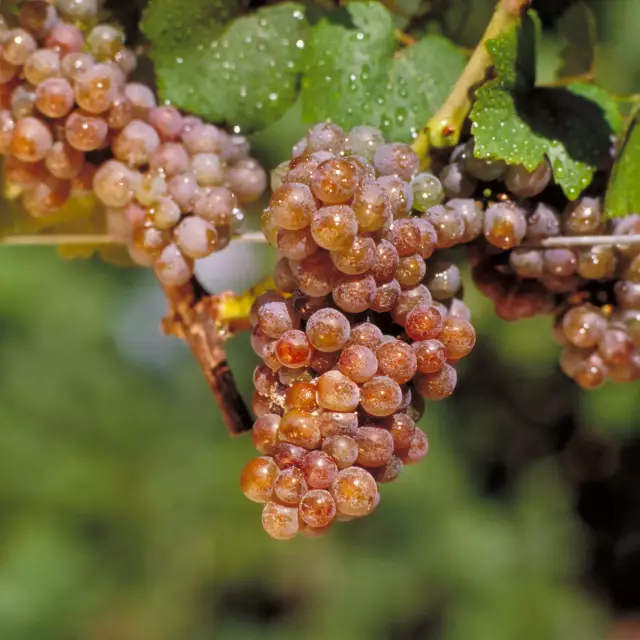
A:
240;123;477;539
0;0;267;286
434;141;640;388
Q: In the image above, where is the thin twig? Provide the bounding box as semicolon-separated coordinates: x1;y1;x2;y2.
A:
0;231;269;246
412;0;531;160
525;234;640;249
160;278;253;436
0;234;120;245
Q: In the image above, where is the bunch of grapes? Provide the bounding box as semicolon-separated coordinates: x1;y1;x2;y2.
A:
240;123;477;539
431;140;640;389
98;108;266;286
0;0;267;286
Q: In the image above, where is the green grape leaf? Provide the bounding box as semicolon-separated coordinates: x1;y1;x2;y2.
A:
605;111;640;218
470;11;621;200
301;2;465;142
557;2;596;79
142;2;310;133
141;0;247;46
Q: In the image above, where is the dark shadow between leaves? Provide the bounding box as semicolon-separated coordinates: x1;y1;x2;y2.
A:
513;87;613;170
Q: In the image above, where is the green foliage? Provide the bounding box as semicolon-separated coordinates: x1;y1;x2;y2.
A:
0;249;609;640
470;11;621;200
301;2;465;142
605;110;640;218
142;2;310;132
557;2;596;78
142;0;463;140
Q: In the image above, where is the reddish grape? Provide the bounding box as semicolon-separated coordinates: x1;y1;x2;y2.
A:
311;157;360;204
331;467;378;517
352;181;391;231
306;308;350;352
11;116;53;162
372;239;400;284
360;376;402;417
332;273;376;313
371;279;401;313
318;410;358;437
414;364;457;400
383;413;416;451
373;142;419;180
322;435;359;469
275;330;312;368
317;370;360;412
261;501;299;540
273;442;307;469
400;427;429;464
405;304;443;341
392;285;432;326
173;216;218;259
354;426;394;467
562;305;607;349
376;175;413;218
376;340;417;384
412;339;446;374
45;23;84;56
331;236;376;275
278;410;321;449
439;317;476;360
113;119;160;167
299;489;337;528
338;345;378;383
153;243;194;286
295;251;340;297
311;205;357;250
2;28;37;66
65;109;108;151
276;227;318;260
240;456;278;503
303;450;338;489
284;382;318;412
269;181;316;230
273;467;307;505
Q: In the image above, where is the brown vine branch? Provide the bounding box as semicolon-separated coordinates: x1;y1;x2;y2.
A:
160;277;253;436
0;232;255;435
412;0;531;160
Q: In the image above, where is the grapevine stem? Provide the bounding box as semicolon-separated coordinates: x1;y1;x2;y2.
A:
525;234;640;249
411;0;531;159
0;231;269;246
159;278;253;436
0;234;119;245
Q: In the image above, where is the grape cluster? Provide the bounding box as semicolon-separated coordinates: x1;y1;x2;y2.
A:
241;123;477;539
421;140;640;389
0;0;267;286
100;108;266;286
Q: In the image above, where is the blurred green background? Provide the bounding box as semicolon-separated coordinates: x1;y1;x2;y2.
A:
0;1;639;639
